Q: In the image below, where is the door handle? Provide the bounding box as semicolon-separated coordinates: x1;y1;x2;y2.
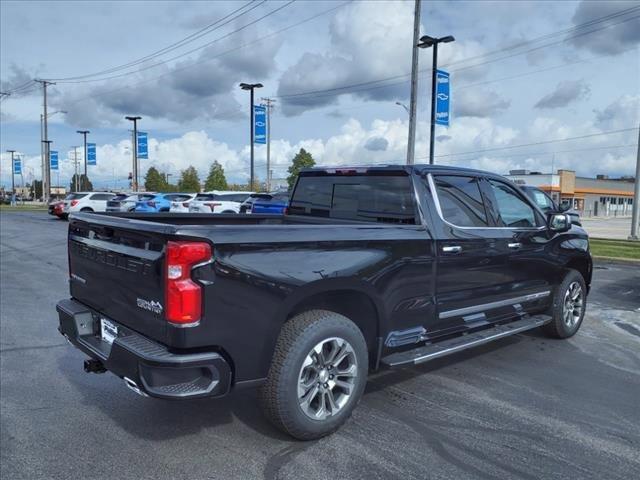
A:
508;242;522;249
442;245;462;253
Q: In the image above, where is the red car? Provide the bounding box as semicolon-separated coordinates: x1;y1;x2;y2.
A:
48;200;65;218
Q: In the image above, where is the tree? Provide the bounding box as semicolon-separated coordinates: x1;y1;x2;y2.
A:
287;148;315;189
178;165;201;192
144;167;166;192
70;174;93;192
32;180;43;199
204;161;228;191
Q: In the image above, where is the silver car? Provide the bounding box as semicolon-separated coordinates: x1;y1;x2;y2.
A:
106;193;156;213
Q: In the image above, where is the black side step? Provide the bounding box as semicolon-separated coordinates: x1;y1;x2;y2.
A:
381;314;551;367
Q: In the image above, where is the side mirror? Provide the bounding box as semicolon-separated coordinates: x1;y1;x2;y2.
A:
548;213;571;232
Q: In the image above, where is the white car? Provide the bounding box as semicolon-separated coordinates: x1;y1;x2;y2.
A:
188;191;254;214
169;193;197;213
63;192;116;215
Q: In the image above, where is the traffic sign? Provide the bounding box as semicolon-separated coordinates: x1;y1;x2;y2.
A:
435;69;450;126
137;132;148;159
254;105;266;144
87;143;97;165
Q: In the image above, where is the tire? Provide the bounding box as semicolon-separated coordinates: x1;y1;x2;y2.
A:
221;210;236;214
541;269;587;339
260;310;368;440
80;207;93;212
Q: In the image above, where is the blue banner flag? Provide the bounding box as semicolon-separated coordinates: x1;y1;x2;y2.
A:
50;150;59;170
435;69;450;126
254;105;266;144
87;143;97;165
137;132;148;159
13;156;22;175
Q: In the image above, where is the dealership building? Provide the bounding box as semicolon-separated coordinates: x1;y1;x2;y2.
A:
506;169;635;217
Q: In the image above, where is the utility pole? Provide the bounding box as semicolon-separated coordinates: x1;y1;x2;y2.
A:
71;146;80;192
40;114;44;200
125;116;141;191
418;35;455;165
35;79;55;202
629;124;640;240
240;83;263;189
76;130;90;180
406;0;421;165
42;140;52;197
261;97;276;191
6;150;16;195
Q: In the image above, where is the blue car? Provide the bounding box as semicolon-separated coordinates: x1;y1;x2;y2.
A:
251;191;290;214
134;193;194;213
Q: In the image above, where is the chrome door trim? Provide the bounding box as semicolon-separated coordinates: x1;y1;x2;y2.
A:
439;290;551;319
427;174;546;232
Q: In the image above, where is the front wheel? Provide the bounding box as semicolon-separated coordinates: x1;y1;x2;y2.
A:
260;310;368;440
541;269;587;339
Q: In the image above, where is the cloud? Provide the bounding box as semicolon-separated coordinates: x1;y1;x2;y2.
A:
593;94;640;130
0;64;38;98
277;1;489;116
364;136;389;151
534;79;590;109
53;24;283;127
454;89;511;118
569;0;640;55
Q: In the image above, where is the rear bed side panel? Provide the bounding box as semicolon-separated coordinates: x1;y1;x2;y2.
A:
176;224;435;382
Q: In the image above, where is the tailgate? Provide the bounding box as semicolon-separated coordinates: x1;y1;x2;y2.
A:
67;215;177;342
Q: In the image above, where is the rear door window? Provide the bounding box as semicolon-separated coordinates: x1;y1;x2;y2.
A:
67;193;88;200
433;175;489;227
290;174;416;223
90;193;114;201
488;180;541;228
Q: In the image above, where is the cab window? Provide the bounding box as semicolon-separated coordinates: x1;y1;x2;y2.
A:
433;175;489;227
488;180;541;228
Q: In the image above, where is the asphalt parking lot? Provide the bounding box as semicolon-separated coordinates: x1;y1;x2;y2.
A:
1;211;639;480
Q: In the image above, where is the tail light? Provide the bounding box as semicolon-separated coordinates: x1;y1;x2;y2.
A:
182;202;190;207
71;200;79;207
147;201;156;207
165;241;212;325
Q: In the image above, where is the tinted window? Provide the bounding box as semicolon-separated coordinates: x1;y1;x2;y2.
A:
489;180;539;228
434;176;488;227
165;194;192;202
195;193;215;201
290;175;416;224
90;193;114;201
67;193;88;200
219;193;251;202
523;187;554;212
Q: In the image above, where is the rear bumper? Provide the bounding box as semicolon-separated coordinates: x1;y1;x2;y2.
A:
57;298;232;399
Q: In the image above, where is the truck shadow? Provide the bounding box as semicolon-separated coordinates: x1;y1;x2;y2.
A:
56;352;292;442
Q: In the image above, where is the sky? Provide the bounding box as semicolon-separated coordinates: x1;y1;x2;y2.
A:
0;0;639;190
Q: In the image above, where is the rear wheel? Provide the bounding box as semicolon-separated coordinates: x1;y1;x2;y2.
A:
541;270;587;339
80;207;93;212
221;210;236;214
260;310;368;440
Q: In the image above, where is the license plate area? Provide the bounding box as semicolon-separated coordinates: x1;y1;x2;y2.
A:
100;318;118;345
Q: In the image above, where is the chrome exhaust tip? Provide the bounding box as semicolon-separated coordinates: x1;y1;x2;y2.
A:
124;377;149;397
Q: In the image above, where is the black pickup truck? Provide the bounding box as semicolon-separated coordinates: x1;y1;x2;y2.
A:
57;165;592;439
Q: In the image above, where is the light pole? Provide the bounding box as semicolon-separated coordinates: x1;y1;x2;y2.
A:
125;116;141;191
76;130;90;183
6;150;16;195
261;97;276;191
239;83;263;189
71;146;80;192
418;34;455;165
629;124;640;240
395;101;410;115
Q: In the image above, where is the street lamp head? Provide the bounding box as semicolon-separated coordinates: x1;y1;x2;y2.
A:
76;130;90;134
418;35;436;48
125;116;141;121
239;83;264;90
439;35;455;43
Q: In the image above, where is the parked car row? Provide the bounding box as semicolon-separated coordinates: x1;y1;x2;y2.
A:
49;190;291;220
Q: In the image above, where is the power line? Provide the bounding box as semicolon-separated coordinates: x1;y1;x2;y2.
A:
414;128;639;159
52;1;296;84
61;1;351;108
46;1;263;81
275;6;640;100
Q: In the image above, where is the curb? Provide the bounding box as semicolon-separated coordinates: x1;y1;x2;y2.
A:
593;256;640;265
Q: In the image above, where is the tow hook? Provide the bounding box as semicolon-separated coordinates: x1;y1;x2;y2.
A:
84;359;107;374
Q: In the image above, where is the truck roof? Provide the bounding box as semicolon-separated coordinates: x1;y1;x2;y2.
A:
300;164;496;177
